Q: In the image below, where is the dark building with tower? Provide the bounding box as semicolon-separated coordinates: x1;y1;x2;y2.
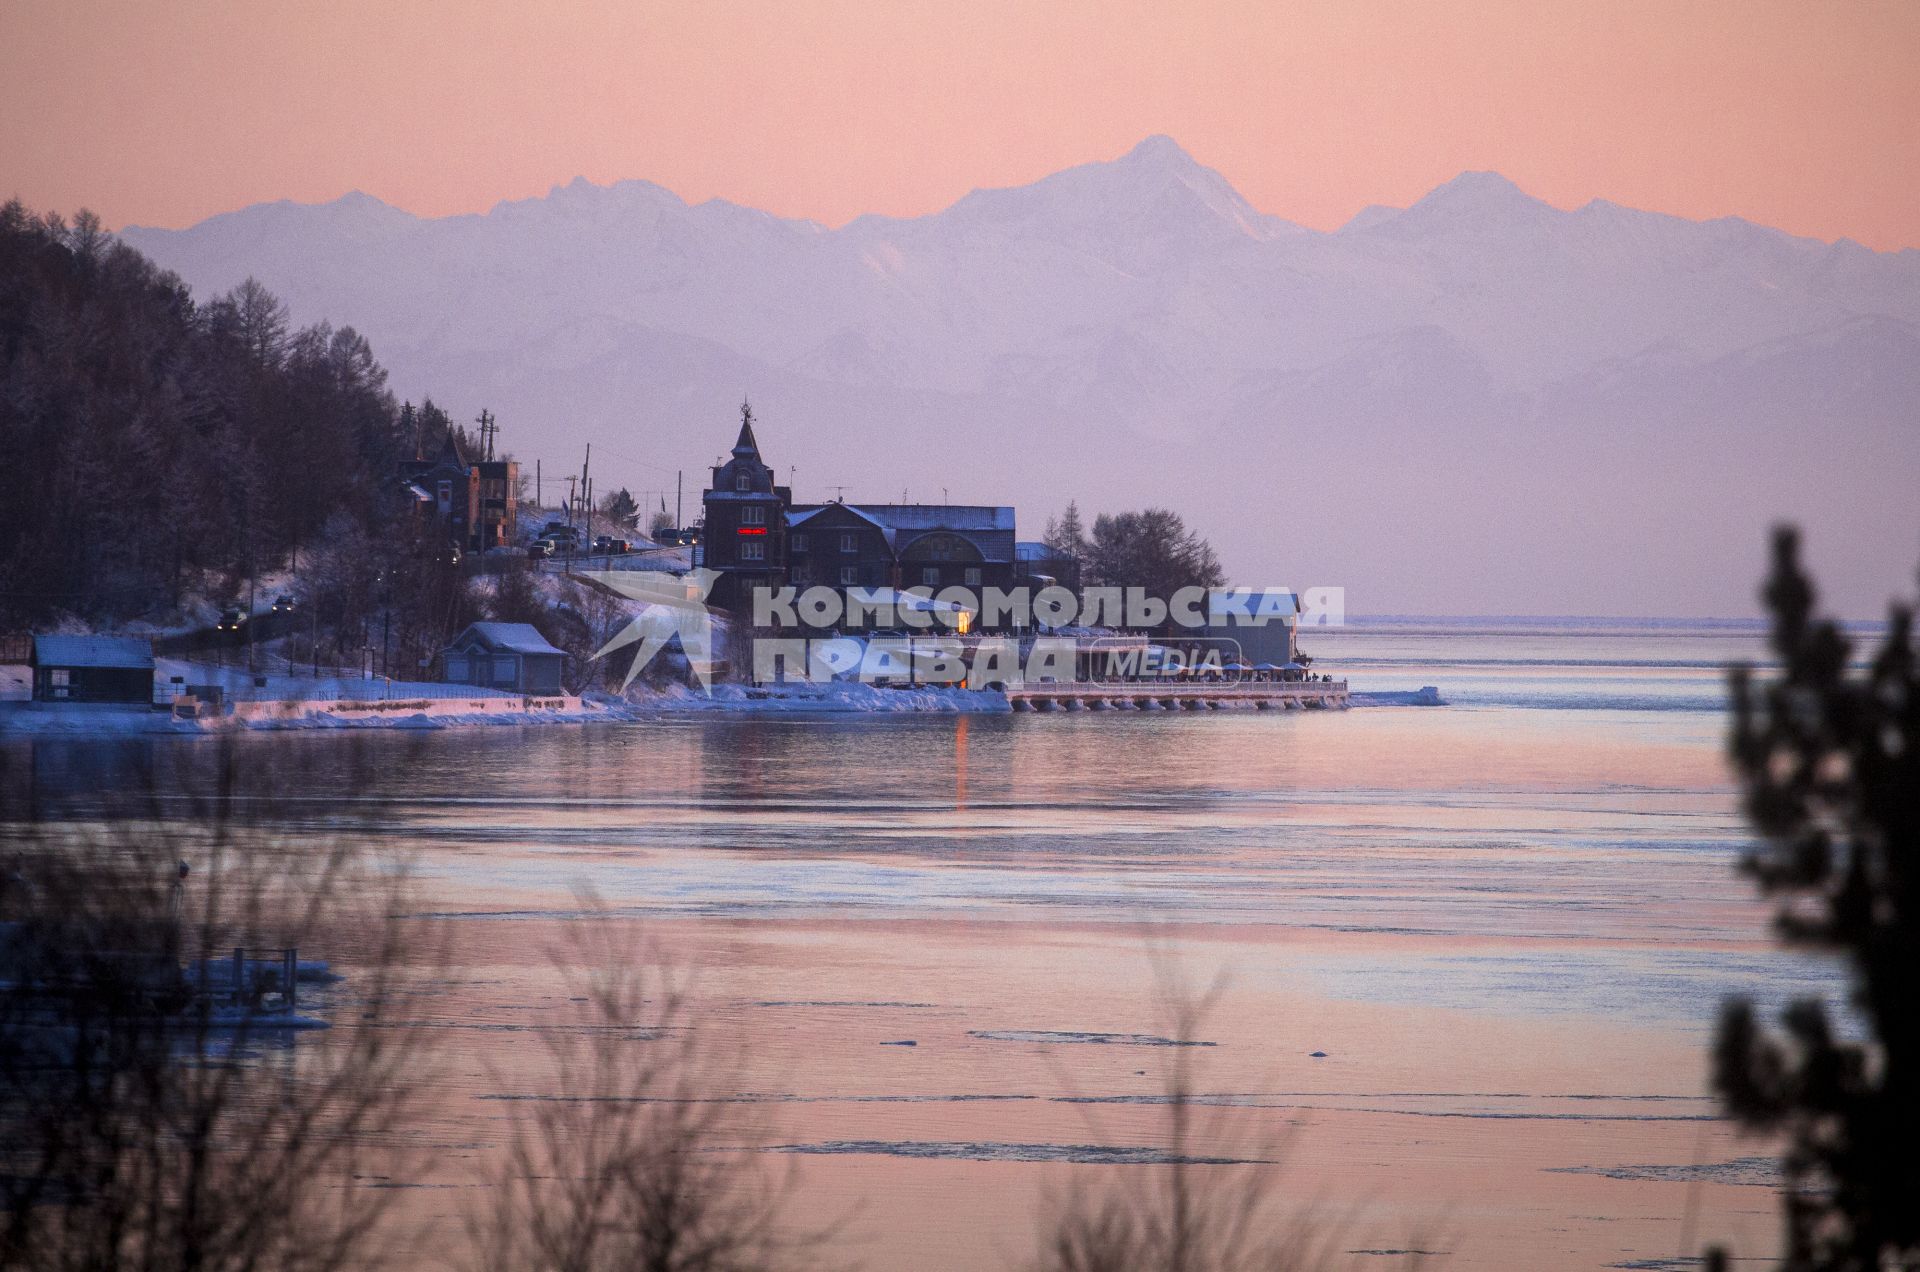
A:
701;405;792;611
699;404;1019;622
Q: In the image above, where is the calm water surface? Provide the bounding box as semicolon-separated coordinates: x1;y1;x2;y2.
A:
2;617;1846;1269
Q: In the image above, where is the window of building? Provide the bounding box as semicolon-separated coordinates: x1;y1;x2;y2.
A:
493;659;517;686
840;533;857;553
791;533;807;552
965;567;982;587
839;565;858;585
735;475;751;492
743;505;765;525
437;479;453;511
742;541;765;562
922;566;940;587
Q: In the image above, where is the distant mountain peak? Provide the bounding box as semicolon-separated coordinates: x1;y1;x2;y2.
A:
1121;134;1197;166
930;134;1301;245
1420;170;1545;210
1378;169;1554;235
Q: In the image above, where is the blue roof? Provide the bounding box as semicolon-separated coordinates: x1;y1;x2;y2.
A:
858;504;1014;532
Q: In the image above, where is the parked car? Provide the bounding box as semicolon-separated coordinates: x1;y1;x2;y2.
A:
216;608;247;633
524;539;554;558
270;594;296;614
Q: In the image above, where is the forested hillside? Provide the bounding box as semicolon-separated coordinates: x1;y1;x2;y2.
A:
0;200;412;630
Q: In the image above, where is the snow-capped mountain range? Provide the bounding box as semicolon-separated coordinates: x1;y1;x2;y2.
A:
121;136;1920;615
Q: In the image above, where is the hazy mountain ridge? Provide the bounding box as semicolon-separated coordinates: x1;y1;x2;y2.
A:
119;136;1920;615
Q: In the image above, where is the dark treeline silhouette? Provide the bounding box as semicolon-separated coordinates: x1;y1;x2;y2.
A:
1711;528;1919;1271
1044;503;1227;624
0;200;473;662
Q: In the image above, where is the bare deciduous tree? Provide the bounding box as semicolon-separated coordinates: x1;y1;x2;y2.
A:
0;739;433;1272
469;913;815;1272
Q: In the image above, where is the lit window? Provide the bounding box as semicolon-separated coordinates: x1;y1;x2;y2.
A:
742;541;765;561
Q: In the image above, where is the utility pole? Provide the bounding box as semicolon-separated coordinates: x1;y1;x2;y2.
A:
476;409;496;461
247;565;256;674
580;444;592;549
536;459;542;509
675;470;682;529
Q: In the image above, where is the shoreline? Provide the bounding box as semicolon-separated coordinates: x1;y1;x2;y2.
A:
0;678;1435;737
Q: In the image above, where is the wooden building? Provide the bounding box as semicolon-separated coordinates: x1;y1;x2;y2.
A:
441;623;566;693
700;403;791;611
398;432;520;553
31;635;155;705
697;405;1025;626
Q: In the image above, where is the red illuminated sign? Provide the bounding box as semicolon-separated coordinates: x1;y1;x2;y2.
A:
737;526;767;536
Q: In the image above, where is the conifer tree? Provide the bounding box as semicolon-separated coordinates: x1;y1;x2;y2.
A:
1713;528;1919;1270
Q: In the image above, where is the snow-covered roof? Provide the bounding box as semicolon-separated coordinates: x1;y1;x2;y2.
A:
860;504;1014;532
1015;540;1056;560
449;622;566;656
33;635;154;670
788;503;897;548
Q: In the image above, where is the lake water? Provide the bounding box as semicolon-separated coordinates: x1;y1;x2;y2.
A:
1;617;1843;1269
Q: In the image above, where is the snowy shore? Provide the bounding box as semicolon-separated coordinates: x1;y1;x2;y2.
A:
2;661;1432;736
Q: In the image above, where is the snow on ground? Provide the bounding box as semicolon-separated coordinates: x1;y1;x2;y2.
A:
153;658;509;701
1350;686;1445;707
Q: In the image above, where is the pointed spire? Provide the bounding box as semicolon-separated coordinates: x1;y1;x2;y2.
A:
437;428;467;468
733;398;760;457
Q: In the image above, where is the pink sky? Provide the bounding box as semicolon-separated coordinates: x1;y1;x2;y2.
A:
4;0;1917;246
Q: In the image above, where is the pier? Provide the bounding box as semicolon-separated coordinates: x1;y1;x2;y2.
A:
1006;678;1348;711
